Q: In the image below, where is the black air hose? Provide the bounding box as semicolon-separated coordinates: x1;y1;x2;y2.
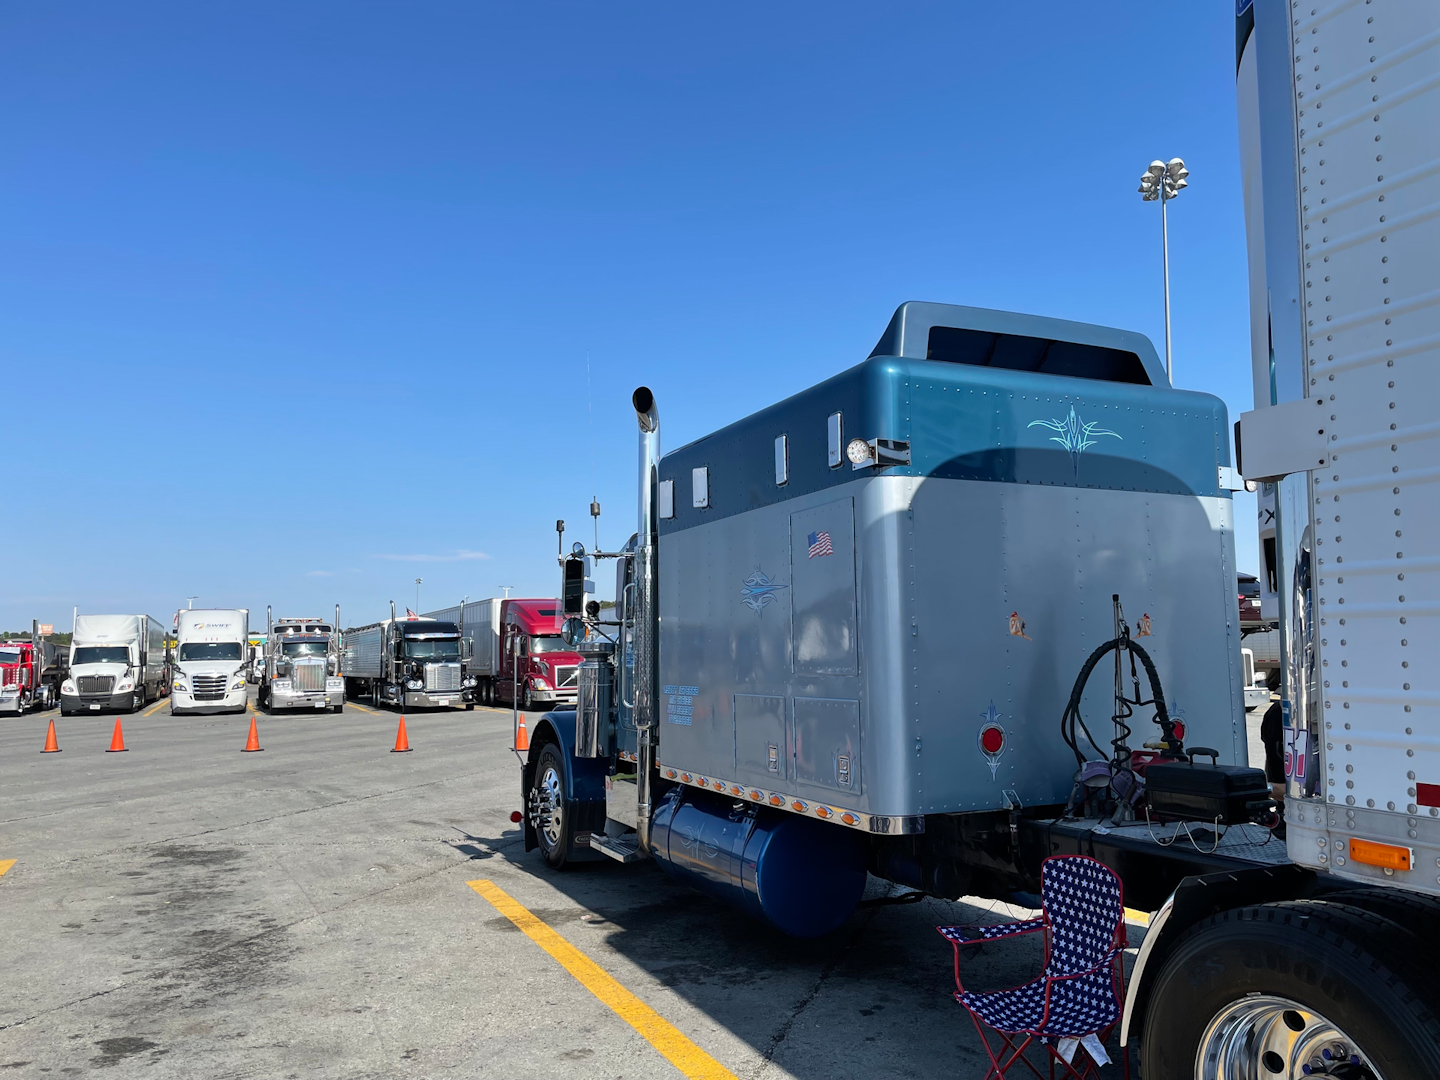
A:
1059;636;1177;769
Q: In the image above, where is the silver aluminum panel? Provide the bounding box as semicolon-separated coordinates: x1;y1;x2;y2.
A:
659;472;1243;817
793;697;861;795
734;693;785;780
789;500;858;677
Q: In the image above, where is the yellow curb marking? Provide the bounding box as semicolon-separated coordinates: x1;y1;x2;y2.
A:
467;879;738;1080
0;860;15;879
1124;907;1151;926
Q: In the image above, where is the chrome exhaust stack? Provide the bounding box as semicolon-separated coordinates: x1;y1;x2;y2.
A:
632;386;660;853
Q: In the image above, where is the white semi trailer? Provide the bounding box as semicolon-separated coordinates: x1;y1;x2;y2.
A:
61;614;168;715
170;608;250;715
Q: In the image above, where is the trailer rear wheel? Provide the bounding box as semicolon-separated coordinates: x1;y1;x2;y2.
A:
530;743;572;870
1142;902;1440;1080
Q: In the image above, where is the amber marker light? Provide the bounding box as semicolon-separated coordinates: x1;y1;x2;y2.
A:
1349;837;1412;871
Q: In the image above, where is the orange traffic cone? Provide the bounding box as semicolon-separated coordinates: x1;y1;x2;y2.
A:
514;712;529;752
106;718;128;753
392;715;412;753
242;715;263;752
41;719;61;753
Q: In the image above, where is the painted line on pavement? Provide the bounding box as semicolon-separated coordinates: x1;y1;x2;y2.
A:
467;879;738;1080
141;697;169;717
346;701;381;716
0;859;15;879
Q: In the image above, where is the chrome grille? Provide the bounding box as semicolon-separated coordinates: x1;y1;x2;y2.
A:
292;662;326;692
78;675;114;695
191;673;227;701
556;665;578;690
425;662;461;692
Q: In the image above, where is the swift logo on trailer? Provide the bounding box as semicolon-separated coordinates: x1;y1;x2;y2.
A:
806;531;833;559
1028;407;1122;477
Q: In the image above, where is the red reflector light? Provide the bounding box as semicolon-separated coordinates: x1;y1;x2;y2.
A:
1172;720;1187;740
1417;783;1440;808
510;811;523;823
980;726;1004;754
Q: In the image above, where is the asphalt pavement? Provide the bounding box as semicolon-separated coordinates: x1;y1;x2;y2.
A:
1;693;1145;1078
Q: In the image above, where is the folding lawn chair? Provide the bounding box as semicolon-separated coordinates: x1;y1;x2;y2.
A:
935;855;1129;1080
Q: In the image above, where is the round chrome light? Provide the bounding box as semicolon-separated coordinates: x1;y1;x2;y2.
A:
846;438;872;465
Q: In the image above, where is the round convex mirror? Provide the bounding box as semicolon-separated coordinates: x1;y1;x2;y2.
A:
560;617;588;647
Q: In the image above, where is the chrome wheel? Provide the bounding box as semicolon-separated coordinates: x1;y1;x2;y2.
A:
532;765;564;849
1198;994;1384;1079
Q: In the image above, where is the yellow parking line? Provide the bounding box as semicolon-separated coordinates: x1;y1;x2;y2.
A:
0;859;15;879
141;697;169;716
468;879;738;1080
346;701;380;716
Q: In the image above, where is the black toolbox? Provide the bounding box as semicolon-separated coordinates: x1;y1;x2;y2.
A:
1144;749;1273;825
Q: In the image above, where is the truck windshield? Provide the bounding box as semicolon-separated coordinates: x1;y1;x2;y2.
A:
74;646;130;665
530;635;570;654
179;642;243;662
404;639;460;660
0;649;20;665
281;641;328;658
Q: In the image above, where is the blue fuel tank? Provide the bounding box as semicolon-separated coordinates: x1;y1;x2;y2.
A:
649;785;867;938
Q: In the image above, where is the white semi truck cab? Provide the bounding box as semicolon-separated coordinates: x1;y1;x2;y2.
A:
170;609;250;715
62;614;168;715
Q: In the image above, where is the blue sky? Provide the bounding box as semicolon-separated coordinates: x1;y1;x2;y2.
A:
1;3;1257;632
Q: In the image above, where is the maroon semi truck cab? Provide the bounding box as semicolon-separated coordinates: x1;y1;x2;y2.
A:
494;599;582;710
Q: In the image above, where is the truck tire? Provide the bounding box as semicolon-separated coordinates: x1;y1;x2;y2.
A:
1324;888;1440;943
1142;901;1440;1080
530;742;573;870
522;683;534;711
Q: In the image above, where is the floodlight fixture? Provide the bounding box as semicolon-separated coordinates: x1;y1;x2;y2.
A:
1137;155;1190;384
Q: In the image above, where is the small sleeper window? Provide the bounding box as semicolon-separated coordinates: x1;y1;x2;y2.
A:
775;435;788;485
658;479;675;519
827;413;842;468
692;467;709;509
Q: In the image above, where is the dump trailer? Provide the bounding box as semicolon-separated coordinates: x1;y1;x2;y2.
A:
341;603;476;709
258;608;344;712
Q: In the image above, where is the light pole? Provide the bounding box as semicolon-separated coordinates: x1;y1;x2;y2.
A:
414;578;422;612
499;585;513;599
1138;157;1189;385
186;596;198;609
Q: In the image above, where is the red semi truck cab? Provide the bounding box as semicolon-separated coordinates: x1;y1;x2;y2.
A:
494;599;582;710
0;637;67;714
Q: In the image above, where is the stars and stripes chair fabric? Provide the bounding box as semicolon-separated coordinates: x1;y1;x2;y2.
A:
935;855;1129;1080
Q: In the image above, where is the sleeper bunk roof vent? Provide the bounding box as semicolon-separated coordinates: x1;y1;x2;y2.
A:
868;301;1163;387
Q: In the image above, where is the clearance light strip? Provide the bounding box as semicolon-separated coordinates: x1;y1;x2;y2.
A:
660;767;924;835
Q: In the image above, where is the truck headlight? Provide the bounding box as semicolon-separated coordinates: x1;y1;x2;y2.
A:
173;678;189;691
532;677;552;690
405;678;421;690
116;680;134;692
463;675;477;688
230;678;247;690
62;680;76;694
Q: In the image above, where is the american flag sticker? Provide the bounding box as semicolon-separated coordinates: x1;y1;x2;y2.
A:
807;531;833;559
